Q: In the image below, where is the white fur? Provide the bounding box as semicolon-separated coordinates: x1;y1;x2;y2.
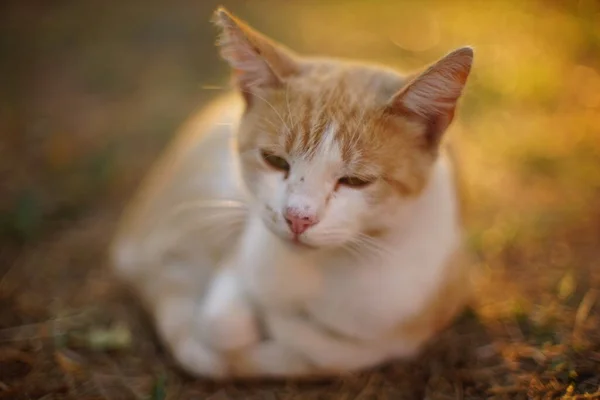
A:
111;91;462;378
197;264;260;351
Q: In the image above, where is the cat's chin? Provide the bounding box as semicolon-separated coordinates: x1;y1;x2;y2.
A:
275;231;320;250
284;234;350;252
289;236;320;250
272;229;322;250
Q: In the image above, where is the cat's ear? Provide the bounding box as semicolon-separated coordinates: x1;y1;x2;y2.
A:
213;7;300;94
387;47;473;148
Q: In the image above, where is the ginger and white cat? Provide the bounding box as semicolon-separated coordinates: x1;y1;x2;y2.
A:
110;7;475;379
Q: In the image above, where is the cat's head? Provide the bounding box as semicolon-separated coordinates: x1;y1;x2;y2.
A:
213;8;473;249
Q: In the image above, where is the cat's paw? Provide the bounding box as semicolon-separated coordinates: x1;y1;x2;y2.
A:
227;340;315;378
155;297;229;378
197;301;261;352
173;335;229;379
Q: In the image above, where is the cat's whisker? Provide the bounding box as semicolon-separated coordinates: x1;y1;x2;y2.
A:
301;88;335;159
347;233;393;262
343;239;378;264
167;199;246;219
285;83;298;132
153;200;246;231
256;117;280;132
308;228;378;262
242;90;293;136
350;108;368;148
145;203;247;252
157;212;246;251
159;211;244;235
354;232;390;253
198;218;245;241
344;243;378;264
340;243;365;263
179;210;246;229
347;239;380;262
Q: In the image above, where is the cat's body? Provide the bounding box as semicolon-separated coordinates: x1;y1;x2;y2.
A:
111;8;475;379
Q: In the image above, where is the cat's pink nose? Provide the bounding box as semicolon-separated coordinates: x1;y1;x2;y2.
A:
284;208;318;235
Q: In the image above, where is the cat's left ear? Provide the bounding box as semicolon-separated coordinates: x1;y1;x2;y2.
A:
387;47;474;148
213;7;300;95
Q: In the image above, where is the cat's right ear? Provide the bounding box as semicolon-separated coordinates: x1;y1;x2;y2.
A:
387;47;474;149
213;7;300;97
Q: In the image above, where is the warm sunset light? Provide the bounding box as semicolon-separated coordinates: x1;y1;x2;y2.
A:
1;1;599;398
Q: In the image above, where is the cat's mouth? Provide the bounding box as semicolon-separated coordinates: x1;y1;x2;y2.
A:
278;228;319;249
289;234;317;249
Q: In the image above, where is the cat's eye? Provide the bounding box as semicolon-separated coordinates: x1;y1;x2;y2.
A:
338;176;374;188
261;150;290;172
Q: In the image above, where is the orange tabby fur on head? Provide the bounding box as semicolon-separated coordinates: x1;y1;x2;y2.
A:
111;6;475;379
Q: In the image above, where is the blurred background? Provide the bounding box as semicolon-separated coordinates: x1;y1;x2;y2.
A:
1;0;599;398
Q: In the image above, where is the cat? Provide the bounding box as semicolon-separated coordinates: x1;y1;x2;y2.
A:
110;7;475;379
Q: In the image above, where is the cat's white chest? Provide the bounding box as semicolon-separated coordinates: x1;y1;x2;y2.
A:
305;246;449;341
307;261;401;340
307;233;459;340
236;214;323;310
236;224;457;342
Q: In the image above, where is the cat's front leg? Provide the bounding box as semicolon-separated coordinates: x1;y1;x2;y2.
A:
153;294;228;378
195;265;261;351
264;312;390;373
227;339;315;378
227;311;390;378
129;253;260;378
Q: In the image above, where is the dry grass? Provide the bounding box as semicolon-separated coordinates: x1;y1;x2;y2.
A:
1;0;600;398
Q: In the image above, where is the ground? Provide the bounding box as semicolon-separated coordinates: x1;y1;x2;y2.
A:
1;0;600;399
